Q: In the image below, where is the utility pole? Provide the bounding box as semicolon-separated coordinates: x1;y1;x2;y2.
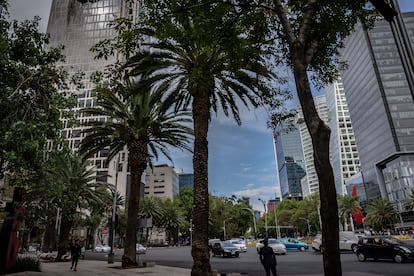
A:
258;198;268;238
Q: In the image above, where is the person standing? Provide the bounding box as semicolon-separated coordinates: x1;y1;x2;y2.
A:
259;239;278;276
70;240;81;271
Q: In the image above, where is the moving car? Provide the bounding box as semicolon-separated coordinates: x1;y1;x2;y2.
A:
136;243;147;254
279;238;308;251
211;241;240;257
356;236;414;263
94;244;111;253
256;238;287;255
312;231;359;253
229;239;247;252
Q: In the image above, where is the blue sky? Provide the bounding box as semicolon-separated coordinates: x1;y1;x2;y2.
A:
8;0;414;211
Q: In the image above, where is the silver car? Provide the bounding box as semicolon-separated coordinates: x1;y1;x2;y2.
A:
256;238;287;255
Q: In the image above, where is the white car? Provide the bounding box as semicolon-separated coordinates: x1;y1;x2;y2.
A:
256;238;287;255
94;244;111;253
136;243;147;254
312;231;359;253
229;240;247;252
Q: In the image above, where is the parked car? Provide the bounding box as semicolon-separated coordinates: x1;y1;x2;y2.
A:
211;241;240;257
229;239;247;252
136;243;147;254
356;235;414;263
94;244;111;253
279;238;308;251
256;238;287;255
208;239;221;250
312;231;359;253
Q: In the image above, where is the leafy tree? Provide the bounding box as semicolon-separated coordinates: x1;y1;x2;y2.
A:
125;1;284;273
0;6;76;180
365;198;397;231
79;84;193;267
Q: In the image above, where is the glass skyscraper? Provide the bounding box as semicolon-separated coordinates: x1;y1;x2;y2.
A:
46;0;140;199
341;12;414;214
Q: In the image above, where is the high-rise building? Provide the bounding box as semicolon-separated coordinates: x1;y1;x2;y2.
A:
274;119;306;199
46;0;140;199
144;164;180;199
341;13;414;213
296;95;329;196
325;79;361;195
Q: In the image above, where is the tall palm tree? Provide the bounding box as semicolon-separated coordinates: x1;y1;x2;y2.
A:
338;194;360;231
159;199;184;246
365;198;397;231
26;151;110;260
123;9;279;275
79;88;193;267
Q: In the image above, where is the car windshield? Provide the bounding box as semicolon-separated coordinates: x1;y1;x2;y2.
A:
221;241;233;247
268;239;279;244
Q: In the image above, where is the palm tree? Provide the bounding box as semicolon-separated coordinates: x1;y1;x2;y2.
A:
27;151;110;260
159;199;184;246
139;196;163;246
365;198;397;231
404;189;414;211
123;10;279;275
79;88;193;267
338;194;360;231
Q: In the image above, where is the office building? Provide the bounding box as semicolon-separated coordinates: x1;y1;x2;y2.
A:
46;0;140;200
341;13;414;214
296;95;329;196
179;173;194;190
144;164;180;199
274;119;306;199
325;79;361;195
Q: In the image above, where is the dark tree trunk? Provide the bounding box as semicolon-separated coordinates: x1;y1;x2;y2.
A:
191;92;213;276
56;218;72;261
122;140;147;268
292;61;341;276
42;221;56;252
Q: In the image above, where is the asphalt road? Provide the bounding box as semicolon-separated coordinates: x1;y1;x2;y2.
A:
86;246;414;275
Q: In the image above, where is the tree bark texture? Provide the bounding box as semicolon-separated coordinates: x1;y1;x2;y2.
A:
57;218;72;261
191;92;213;276
293;60;341;276
42;221;55;252
122;139;148;268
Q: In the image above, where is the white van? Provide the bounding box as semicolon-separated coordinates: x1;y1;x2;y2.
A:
312;231;359;253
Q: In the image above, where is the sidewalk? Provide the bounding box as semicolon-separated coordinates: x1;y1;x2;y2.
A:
7;260;384;276
9;260;193;276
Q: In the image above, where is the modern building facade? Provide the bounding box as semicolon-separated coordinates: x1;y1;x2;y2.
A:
144;164;180;199
296;95;329;196
274;119;306;199
341;12;414;215
46;0;140;200
179;173;194;189
325;79;361;195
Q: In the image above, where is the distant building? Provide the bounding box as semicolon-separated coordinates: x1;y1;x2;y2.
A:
274;119;306;199
296;95;329;196
179;173;194;189
144;164;179;199
325;78;361;195
267;198;281;212
341;13;414;213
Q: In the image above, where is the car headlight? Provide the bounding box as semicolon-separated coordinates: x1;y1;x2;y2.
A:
399;246;412;253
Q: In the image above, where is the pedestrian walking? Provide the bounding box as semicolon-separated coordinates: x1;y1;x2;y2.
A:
259;238;277;276
70;240;82;271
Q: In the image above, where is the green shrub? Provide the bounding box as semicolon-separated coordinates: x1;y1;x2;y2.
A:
6;256;41;274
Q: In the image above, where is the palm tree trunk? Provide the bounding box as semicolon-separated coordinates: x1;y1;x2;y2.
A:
293;62;341;276
191;93;213;276
56;218;72;261
42;221;55;252
122;140;147;268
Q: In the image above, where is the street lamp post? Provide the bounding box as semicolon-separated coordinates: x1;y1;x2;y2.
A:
242;207;257;239
258;198;268;238
274;209;280;238
108;154;120;264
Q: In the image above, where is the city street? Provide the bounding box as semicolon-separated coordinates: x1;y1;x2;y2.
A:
84;246;414;275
